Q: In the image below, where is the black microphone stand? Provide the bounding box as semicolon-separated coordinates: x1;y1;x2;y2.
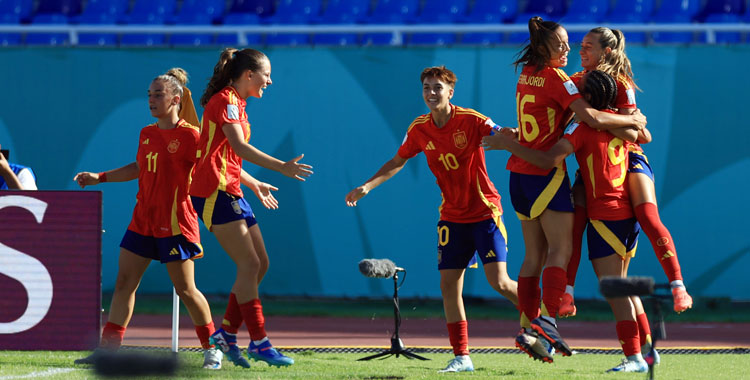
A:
645;292;670;380
358;270;429;361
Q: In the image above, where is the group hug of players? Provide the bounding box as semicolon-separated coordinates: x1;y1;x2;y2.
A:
73;16;692;374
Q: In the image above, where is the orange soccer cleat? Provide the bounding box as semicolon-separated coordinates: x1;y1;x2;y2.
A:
558;293;577;318
672;287;693;313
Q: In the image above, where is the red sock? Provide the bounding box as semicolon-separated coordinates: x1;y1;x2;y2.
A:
239;298;267;341
101;322;126;350
616;320;640;356
636;312;652;347
518;276;541;325
195;321;216;349
222;293;243;334
446;320;469;356
567;205;587;287
634;203;683;282
541;266;567;318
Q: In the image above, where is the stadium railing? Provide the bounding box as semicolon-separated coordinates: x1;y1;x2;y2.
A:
0;23;748;45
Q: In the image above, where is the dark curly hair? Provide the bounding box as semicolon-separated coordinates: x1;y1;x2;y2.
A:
581;70;617;111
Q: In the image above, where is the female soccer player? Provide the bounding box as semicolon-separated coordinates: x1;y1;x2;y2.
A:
191;48;312;368
484;70;649;373
346;66;519;373
73;68;223;369
485;16;646;363
560;27;692;320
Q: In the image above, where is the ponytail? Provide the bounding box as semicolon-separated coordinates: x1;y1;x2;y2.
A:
589;27;639;90
201;47;268;107
513;16;564;73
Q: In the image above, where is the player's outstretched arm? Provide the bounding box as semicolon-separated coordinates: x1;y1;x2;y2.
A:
73;162;138;188
571;98;647;133
346;154;408;207
223;123;313;181
240;169;279;210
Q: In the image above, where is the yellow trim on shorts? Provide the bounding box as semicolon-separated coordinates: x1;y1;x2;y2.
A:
589;219;638;259
476;177;508;243
529;164;566;219
203;189;220;231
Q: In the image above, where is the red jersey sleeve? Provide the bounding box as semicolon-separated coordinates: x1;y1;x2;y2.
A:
397;115;429;159
615;75;637;109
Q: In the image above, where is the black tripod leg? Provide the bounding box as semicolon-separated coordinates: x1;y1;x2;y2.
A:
399;350;430;360
358;351;394;361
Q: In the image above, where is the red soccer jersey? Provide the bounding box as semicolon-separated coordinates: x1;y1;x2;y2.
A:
563;113;633;221
571;71;643;153
397;105;503;223
190;86;251;198
507;65;581;175
128;119;201;242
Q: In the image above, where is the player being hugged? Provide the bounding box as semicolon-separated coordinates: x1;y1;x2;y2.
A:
191;48;312;368
484;70;649;373
73;68;223;369
346;66;518;373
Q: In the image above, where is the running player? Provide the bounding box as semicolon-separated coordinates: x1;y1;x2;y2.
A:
73;68;223;369
346;66;519;373
484;70;649;373
561;27;692;320
483;17;646;363
191;48;312;368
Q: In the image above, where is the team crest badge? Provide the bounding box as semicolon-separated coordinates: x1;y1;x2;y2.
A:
167;139;180;153
453;131;468;149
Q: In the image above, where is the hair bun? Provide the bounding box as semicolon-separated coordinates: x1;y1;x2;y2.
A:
165;67;188;86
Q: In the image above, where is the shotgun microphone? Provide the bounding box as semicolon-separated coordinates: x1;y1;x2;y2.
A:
358;259;404;279
599;276;656;298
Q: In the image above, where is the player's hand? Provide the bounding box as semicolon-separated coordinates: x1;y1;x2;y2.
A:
345;186;369;207
0;145;10;174
632;109;647;131
481;133;514;151
251;181;279;210
73;172;100;188
281;154;313;181
499;127;518;139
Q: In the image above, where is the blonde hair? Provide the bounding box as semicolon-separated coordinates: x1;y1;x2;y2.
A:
153;67;188;99
588;27;640;90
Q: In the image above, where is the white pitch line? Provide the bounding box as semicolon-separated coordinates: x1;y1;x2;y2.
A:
0;368;78;379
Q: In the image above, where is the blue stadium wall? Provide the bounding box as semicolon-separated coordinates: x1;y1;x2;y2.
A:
0;46;747;300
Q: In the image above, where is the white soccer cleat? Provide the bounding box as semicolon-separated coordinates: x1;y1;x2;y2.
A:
437;355;474;373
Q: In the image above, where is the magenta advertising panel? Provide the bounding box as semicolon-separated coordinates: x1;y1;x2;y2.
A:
0;191;102;350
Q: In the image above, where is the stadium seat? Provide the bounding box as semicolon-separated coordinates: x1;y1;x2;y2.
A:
229;0;274;18
606;0;654;22
699;0;744;20
462;0;517;23
563;0;609;42
0;0;33;22
312;33;357;46
120;12;167;46
77;12;118;46
26;13;70;46
171;13;214;46
36;0;81;17
417;0;468;23
120;0;176;24
460;32;502;45
217;12;262;46
700;13;741;43
265;0;321;24
173;0;225;24
409;32;456;45
265;32;310;46
315;0;369;24
650;12;694;44
361;32;402;46
365;0;419;24
73;0;128;23
606;12;647;43
653;0;701;20
0;13;21;46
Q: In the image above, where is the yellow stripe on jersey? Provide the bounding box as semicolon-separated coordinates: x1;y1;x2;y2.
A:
203;120;218;164
537;107;557;144
590;219;638;259
616;74;633;90
228;90;237;106
170;188;181;236
203;189;219;230
476;177;508;242
438;192;446;216
553;68;572;82
218;145;228;192
180;122;200;133
529;163;566;219
587;154;596;198
406;115;430;134
455;107;488;120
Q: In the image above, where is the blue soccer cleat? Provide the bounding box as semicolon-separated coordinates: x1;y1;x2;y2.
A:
247;339;294;367
209;328;251;368
530;317;573;356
